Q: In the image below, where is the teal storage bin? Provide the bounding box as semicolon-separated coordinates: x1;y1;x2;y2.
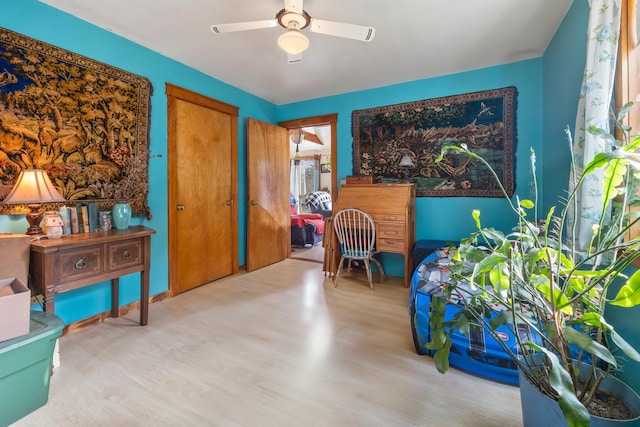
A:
0;310;64;426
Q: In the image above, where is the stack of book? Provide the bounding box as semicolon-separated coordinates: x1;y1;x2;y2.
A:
57;203;99;235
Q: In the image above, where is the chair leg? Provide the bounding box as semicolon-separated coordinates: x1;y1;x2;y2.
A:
363;259;374;290
370;256;385;283
334;255;346;288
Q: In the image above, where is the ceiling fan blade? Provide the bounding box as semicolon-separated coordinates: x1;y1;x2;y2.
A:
287;53;303;64
210;19;277;34
310;19;375;42
284;0;303;14
302;130;323;145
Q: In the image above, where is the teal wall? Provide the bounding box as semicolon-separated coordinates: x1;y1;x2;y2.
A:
276;61;544;276
1;0;277;323
541;0;590;214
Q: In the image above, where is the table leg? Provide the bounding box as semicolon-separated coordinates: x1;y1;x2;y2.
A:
44;284;55;313
140;235;150;326
140;270;149;326
404;256;412;288
111;277;120;318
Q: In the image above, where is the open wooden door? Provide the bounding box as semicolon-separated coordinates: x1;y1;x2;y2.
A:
246;118;289;271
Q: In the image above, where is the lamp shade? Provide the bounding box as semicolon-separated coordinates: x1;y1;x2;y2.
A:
290;129;303;144
398;154;416;167
3;169;65;204
278;29;309;55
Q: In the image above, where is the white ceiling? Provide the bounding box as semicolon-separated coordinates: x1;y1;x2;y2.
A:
38;0;573;105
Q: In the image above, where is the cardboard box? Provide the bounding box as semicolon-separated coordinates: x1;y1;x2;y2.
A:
0;234;31;286
0;278;30;342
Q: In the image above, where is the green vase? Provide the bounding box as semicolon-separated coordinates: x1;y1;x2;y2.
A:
112;203;131;230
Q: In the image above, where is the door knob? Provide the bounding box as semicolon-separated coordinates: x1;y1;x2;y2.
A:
250;200;259;206
177;204;185;211
225;200;233;206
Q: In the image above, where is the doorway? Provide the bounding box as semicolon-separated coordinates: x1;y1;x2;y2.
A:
278;114;337;263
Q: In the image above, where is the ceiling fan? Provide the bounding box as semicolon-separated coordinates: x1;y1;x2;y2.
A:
210;0;376;64
289;129;323;145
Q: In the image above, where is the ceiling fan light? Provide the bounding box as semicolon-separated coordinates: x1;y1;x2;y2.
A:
278;29;309;55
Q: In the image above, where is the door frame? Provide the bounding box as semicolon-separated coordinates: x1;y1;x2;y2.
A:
278;113;338;205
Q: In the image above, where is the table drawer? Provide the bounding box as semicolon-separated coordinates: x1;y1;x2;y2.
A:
108;239;143;272
57;245;103;283
377;238;405;253
377;223;405;239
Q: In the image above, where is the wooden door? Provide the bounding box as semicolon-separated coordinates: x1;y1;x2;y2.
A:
167;84;238;294
246;118;289;271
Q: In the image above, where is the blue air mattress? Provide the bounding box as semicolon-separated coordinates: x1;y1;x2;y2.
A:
409;248;524;386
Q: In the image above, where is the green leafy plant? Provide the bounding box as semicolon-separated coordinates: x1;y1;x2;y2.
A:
427;103;640;426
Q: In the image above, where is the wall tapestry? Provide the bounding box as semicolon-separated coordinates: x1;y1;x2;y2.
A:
0;27;152;217
352;86;517;197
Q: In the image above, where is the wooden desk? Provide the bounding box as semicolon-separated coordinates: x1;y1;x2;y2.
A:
29;225;156;326
324;184;416;287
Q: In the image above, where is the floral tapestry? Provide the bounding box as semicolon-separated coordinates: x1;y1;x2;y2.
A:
0;27;152;217
352;87;517;197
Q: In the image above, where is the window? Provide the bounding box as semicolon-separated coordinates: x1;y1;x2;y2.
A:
615;0;640;267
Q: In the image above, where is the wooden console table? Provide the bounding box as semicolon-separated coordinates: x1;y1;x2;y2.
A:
29;225;156;326
324;183;416;287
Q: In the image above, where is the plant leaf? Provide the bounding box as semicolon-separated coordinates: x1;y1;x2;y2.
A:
431;335;452;374
534;280;573;315
610;330;640;362
488;310;509;330
602;158;627;201
531;344;591;427
472;209;481;229
521;199;535;209
617;101;634;122
489;263;510;291
610;269;640;307
563;326;617;366
578;312;609;329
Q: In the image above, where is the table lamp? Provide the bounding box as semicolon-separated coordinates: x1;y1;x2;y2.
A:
2;169;66;235
398;154;416;182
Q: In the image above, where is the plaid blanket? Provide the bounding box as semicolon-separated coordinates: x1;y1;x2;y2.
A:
305;191;332;210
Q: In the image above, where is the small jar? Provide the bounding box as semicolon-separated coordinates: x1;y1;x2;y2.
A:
42;211;64;239
98;211;112;231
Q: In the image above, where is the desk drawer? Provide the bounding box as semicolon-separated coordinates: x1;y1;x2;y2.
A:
108;239;143;272
57;245;102;283
377;238;405;253
377;223;405;239
371;213;404;223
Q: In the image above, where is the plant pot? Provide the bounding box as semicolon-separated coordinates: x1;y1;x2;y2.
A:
111;203;131;230
519;366;640;426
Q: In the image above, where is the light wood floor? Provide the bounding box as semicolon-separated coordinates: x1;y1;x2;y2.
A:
290;244;324;263
13;259;523;427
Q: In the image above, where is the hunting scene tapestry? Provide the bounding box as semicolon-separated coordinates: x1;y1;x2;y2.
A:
0;27;152;217
352;86;517;197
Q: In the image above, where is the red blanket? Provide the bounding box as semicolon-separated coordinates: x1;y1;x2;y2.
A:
291;214;324;234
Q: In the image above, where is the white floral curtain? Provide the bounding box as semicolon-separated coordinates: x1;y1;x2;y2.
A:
569;0;622;250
